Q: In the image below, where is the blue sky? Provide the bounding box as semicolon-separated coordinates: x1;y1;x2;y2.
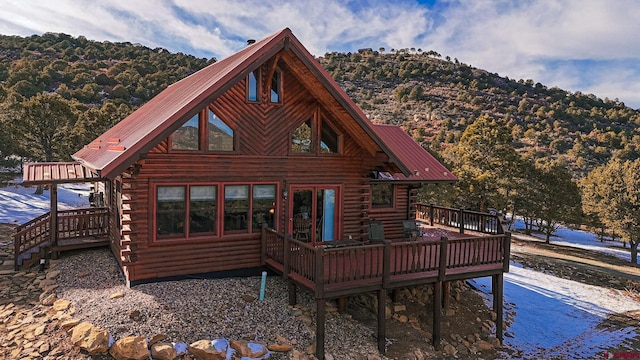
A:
2;0;640;109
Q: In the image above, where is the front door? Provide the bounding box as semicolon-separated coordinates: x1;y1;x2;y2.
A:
289;185;340;244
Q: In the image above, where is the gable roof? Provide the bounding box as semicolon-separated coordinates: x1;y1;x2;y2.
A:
72;28;437;182
372;124;457;182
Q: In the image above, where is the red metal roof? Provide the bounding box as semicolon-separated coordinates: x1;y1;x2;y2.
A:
22;162;100;185
72;28;414;179
372;125;457;182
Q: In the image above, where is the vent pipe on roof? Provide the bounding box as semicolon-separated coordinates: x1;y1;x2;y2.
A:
247;39;256;46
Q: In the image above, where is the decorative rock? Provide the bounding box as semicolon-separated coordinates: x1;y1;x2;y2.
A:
476;340;494;351
110;292;125;299
444;343;457;356
46;270;61;279
149;333;167;346
77;271;90;278
39;292;56;306
188;339;227;360
230;340;268;358
127;309;141;321
445;308;455;316
62;319;80;331
398;315;408;323
110;336;149;360
393;303;406;312
152;342;178;360
70;322;110;355
53;299;71;311
241;294;256;302
268;343;293;352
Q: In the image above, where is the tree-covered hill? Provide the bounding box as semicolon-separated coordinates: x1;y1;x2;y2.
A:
1;33;639;179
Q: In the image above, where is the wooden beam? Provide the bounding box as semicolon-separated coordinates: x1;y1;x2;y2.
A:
316;298;326;360
288;281;297;306
50;184;58;258
433;281;442;348
494;273;504;342
377;289;386;354
442;281;450;309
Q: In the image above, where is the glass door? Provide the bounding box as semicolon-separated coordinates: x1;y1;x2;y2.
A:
289;185;340;245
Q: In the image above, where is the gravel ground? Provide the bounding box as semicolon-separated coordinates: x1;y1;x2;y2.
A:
53;248;388;359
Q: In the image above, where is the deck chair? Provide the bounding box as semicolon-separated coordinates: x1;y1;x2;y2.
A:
367;220;386;243
293;213;311;242
403;220;425;241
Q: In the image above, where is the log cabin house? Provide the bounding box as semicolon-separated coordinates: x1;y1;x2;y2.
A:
16;28;510;359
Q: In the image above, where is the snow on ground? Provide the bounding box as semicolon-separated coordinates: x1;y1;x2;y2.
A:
470;264;639;358
510;218;631;262
0;178;90;225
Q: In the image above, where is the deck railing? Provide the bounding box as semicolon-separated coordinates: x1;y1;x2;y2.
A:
415;203;506;235
14;207;109;268
262;230;510;298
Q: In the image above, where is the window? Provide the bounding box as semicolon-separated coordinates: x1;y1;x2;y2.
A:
371;184;394;207
270;69;281;103
189;185;216;234
208;109;234;151
247;70;259;102
252;185;276;230
292;118;313;153
169;108;235;152
320;118;339;153
170;114;200;150
224;185;249;233
154;182;277;241
157;186;186;237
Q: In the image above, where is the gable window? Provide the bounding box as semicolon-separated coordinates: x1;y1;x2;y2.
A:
320;118;339;153
208;109;234;151
170;114;200;150
270;69;282;103
292;118;313;153
169;108;235;152
247;70;259;102
371;184;394;207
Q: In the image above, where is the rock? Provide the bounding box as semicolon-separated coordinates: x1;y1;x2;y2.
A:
367;354;382;360
110;336;149;360
152;342;178;360
444;343;457;356
414;349;425;360
188;339;227;360
489;336;501;347
268;343;293;352
127;309;141;321
290;307;303;316
445;308;455;316
110;292;125;299
77;271;90;278
46;270;61;279
476;340;494;351
241;294;256;302
53;299;71;311
230;340;268;358
39;293;56;306
70;322;110;355
149;334;167;346
305;341;316;355
398;315;408;323
393;303;406;312
62;319;80;331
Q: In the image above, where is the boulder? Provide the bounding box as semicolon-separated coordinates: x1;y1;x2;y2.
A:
110;336;149;360
70;322;110;355
230;340;268;358
52;299;71;311
268;343;293;352
39;293;56;306
151;342;178;360
149;333;167;347
188;339;227;360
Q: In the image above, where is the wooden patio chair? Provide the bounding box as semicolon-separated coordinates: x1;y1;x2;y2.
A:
293;213;311;242
403;220;425;241
367;220;386;243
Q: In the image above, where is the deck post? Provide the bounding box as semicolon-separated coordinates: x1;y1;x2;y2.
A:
494;273;504;342
429;203;434;225
283;234;290;280
260;224;267;265
316;297;326;360
383;241;390;288
50;184;58;259
315;248;325;299
458;208;464;234
433;281;442;348
377;288;386;354
288;281;297;306
503;232;511;273
442;281;450;309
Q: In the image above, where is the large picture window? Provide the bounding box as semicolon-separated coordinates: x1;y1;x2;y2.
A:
154;182;277;241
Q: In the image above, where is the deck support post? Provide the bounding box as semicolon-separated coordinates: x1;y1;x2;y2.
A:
377;288;386;354
288;281;297;306
442;281;450;309
493;273;504;342
458;208;464;234
337;297;346;312
316;298;326;360
429;203;434;225
50;183;58;259
433;281;442;348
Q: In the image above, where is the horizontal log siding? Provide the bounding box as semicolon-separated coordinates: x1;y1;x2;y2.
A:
118;53;399;282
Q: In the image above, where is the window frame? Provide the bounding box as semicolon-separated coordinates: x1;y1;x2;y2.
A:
269;68;283;104
168;107;236;153
246;69;260;103
371;183;395;208
152;181;279;243
290;110;342;156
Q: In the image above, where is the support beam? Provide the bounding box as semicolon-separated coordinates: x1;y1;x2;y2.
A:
316;298;326;360
337;297;346;313
50;184;58;259
433;281;442;348
288;281;297;306
494;273;504;342
442;281;450;309
377;289;386;354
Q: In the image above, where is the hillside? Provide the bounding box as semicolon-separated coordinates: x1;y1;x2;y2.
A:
1;33;639;177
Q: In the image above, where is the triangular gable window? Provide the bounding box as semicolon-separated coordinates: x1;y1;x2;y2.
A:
208;109;234;151
321;118;339;154
170;108;235;152
171;114;200;150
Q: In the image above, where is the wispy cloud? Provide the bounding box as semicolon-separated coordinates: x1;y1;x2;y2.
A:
0;0;639;108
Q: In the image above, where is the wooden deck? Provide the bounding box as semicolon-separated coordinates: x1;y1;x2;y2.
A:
261;207;511;359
